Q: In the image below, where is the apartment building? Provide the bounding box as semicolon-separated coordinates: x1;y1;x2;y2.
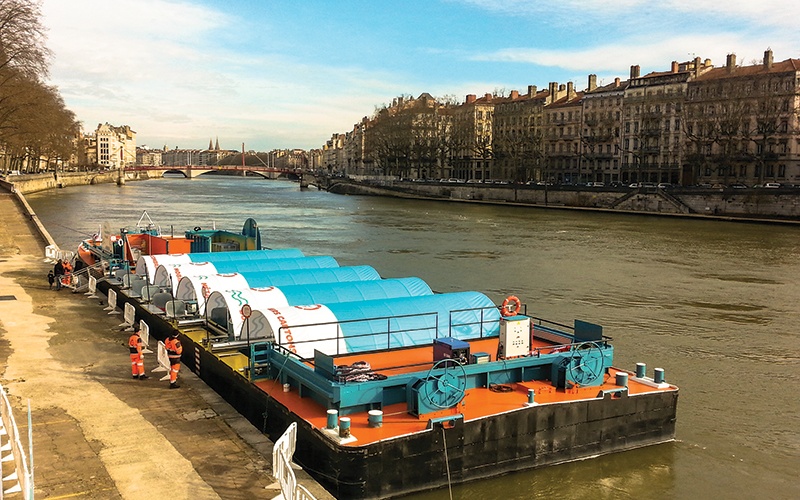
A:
621;58;713;185
581;75;626;184
544;82;583;184
491;86;550;182
451;93;500;181
685;49;800;186
95;122;136;169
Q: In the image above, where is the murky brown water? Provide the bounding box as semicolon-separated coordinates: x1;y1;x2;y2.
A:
28;177;800;499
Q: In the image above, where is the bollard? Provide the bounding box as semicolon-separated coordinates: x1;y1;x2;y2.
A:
636;362;646;379
367;410;383;428
527;389;536;404
654;368;665;384
615;372;629;387
339;417;351;438
326;409;338;430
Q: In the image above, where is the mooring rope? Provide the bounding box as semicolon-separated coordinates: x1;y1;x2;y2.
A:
441;426;453;500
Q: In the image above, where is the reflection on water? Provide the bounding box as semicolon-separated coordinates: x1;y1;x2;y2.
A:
26;177;800;499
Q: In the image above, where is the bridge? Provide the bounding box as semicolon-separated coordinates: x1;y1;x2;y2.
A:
126;165;303;180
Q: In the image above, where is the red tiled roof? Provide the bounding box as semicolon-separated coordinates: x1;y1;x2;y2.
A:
693;58;800;81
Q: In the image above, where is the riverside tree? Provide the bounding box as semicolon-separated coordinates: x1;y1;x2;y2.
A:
0;0;78;173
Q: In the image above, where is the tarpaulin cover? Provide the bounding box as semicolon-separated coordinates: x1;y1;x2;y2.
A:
136;248;305;284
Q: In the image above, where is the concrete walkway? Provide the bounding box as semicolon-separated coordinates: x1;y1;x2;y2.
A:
0;190;332;499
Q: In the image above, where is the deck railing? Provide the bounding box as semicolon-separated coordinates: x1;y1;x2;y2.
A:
272;305;500;359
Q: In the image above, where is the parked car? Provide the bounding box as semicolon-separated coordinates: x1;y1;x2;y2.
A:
657;183;673;189
466;179;482;184
730;183;748;189
763;182;782;188
711;183;727;189
628;182;641;188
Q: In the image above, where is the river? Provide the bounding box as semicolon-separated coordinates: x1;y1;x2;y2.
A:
27;176;800;499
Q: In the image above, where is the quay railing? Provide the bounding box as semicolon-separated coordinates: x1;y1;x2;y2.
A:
0;384;33;500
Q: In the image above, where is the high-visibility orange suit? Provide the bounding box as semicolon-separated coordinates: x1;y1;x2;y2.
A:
128;327;148;380
165;333;183;389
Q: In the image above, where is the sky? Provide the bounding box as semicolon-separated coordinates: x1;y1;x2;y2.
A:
40;0;800;152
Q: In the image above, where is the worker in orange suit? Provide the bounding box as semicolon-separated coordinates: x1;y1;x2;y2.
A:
165;331;182;389
128;325;149;380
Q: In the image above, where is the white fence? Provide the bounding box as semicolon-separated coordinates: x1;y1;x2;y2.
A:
272;423;316;500
0;384;33;499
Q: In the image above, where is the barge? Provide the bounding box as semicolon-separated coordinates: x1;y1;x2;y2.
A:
94;240;678;499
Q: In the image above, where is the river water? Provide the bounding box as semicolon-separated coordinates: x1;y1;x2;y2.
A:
27;177;800;499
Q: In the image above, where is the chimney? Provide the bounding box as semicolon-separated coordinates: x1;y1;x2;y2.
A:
764;49;773;69
694;56;701;77
466;94;476;104
548;82;558;104
510;90;519;99
726;53;736;74
671;61;679;73
567;82;575;100
630;65;640;79
614;77;620;87
484;93;492;101
704;58;712;68
588;74;597;91
559;84;566;93
527;85;537;97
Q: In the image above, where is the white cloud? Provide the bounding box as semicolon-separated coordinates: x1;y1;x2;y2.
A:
41;0;378;149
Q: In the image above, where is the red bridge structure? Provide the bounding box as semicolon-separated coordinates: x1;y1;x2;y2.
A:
126;164;304;180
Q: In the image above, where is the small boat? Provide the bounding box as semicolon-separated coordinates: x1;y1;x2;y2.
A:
76;211;263;268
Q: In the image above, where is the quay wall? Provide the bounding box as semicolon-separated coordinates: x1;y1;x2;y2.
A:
324;179;800;222
6;170;159;195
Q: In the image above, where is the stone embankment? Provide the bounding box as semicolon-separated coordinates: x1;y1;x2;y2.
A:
1;169;160;195
0;183;333;499
316;177;800;223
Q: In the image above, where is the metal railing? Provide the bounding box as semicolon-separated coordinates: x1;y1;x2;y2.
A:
0;384;33;499
272;423;316;500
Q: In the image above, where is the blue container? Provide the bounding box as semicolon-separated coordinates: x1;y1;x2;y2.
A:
210;256;338;274
327;291;501;352
339;417;351;438
326;409;338;429
636;362;646;378
654;368;665;384
615;372;629;387
242;265;381;288
188;248;304;263
279;277;432;306
368;410;383;428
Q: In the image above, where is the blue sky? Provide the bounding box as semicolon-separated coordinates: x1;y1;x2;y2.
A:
41;0;800;151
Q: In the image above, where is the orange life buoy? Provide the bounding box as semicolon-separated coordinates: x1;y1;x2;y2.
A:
501;295;522;317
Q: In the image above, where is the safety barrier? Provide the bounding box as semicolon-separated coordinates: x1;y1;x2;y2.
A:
272;423;316;500
140;321;154;354
86;275;98;298
153;342;171;381
105;289;119;315
0;384;33;500
119;302;136;330
43;244;74;265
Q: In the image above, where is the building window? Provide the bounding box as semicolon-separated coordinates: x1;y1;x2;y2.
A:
778;164;786;178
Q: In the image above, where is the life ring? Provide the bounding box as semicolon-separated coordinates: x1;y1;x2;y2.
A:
193;226;202;231
501;295;522;317
117;239;124;248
